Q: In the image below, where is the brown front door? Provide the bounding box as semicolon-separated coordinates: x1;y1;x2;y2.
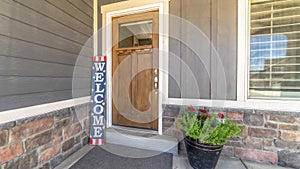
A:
112;11;159;130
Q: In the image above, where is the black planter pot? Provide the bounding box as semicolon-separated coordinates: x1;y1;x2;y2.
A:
184;137;223;169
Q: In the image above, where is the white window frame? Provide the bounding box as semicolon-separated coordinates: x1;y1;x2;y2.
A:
236;0;300;111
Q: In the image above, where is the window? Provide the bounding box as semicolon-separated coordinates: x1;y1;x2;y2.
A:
249;0;300;99
118;20;153;48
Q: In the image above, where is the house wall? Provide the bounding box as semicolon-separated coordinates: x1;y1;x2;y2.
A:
168;0;237;100
0;103;90;169
0;1;94;167
0;0;93;112
1;0;299;168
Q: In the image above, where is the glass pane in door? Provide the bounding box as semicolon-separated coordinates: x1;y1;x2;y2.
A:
118;20;153;48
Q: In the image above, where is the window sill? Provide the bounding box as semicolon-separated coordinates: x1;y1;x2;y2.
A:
166;98;300;113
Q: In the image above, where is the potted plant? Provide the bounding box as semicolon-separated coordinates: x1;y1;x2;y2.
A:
175;106;244;169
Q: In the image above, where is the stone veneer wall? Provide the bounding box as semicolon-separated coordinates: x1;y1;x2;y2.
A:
162;104;300;168
0;103;90;169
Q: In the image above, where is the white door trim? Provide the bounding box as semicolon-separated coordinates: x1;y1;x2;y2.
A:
97;0;169;135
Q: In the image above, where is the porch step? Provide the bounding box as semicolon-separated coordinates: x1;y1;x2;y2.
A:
105;128;178;155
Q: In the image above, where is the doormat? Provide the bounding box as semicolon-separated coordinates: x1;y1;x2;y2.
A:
70;145;173;169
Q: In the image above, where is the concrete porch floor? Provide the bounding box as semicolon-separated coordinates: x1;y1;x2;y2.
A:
54;128;293;169
54;144;293;169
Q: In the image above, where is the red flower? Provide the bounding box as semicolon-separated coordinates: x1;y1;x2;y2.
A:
197;115;201;120
218;113;225;119
188;106;196;112
200;109;207;114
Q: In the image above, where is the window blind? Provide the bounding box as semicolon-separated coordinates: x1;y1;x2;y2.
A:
249;0;300;98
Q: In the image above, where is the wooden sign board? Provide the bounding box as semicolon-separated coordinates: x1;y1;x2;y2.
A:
89;56;106;145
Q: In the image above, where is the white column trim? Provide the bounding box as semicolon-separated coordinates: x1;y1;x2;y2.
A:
237;0;249;101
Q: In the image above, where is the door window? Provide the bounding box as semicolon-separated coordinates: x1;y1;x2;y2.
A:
118;20;153;48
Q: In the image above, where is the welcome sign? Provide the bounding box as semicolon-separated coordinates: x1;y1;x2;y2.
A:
89;56;106;145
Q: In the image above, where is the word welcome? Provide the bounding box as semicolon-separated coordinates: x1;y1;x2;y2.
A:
89;56;106;145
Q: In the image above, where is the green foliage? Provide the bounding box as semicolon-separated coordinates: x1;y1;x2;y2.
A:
198;116;217;143
186;120;202;139
175;108;197;134
200;116;243;145
175;107;244;146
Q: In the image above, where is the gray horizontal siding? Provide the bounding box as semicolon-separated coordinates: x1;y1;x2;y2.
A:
67;0;94;18
0;56;91;77
0;55;75;77
48;0;93;26
0;91;73;110
0;77;72;96
85;0;94;9
0;0;90;45
0;77;90;96
0;36;79;65
0;15;87;55
168;0;237;100
0;89;88;111
14;0;93;36
0;0;94;112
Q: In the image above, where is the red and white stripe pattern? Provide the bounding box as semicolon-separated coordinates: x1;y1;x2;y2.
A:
93;56;106;62
90;138;104;145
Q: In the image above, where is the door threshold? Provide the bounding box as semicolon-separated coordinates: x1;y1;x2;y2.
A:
105;128;178;155
109;125;159;136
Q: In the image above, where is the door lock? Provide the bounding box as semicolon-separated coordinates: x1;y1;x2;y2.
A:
154;77;158;89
